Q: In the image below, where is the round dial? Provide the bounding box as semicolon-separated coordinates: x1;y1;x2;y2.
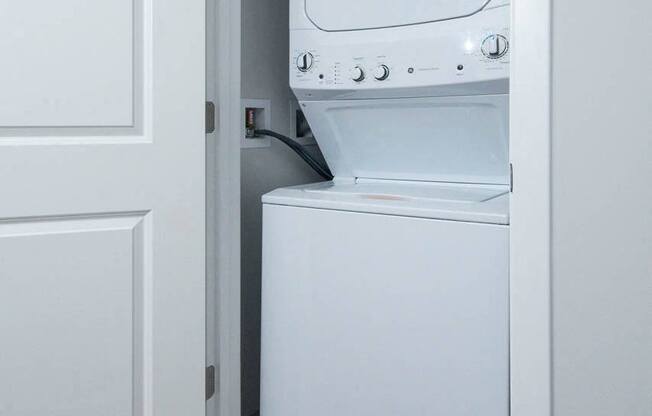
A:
374;65;390;81
481;35;509;59
296;52;314;72
351;66;365;82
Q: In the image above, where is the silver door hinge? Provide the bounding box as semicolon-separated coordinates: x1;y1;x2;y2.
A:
206;101;216;134
206;365;216;400
509;163;514;193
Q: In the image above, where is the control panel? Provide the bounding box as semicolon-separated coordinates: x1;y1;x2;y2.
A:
291;28;509;94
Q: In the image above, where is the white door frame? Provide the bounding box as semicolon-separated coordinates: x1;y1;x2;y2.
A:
210;0;555;415
208;0;242;414
510;0;553;415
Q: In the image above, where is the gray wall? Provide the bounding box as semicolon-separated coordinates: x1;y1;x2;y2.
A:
551;1;652;415
241;0;323;415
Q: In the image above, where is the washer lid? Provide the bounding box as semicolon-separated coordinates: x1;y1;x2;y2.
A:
263;181;510;224
304;0;491;31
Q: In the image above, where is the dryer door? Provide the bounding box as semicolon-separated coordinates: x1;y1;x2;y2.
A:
305;0;492;31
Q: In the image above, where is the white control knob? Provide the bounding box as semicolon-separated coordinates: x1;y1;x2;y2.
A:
296;52;314;72
351;66;365;82
481;35;509;59
374;65;390;81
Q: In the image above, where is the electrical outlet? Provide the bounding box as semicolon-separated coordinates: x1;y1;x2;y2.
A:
241;99;271;148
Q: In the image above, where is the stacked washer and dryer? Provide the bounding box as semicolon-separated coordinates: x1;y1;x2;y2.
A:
261;1;511;415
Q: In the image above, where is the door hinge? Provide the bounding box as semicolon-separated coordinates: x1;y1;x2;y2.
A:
206;365;216;400
206;101;216;134
509;163;514;193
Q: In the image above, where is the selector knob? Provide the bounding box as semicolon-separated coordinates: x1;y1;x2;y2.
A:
374;65;390;81
481;34;509;59
351;66;365;82
296;52;314;72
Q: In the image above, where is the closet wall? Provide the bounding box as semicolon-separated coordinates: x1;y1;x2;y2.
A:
241;0;323;414
551;1;652;414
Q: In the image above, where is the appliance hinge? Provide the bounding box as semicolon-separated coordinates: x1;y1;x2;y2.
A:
206;101;216;134
206;365;217;400
509;163;514;193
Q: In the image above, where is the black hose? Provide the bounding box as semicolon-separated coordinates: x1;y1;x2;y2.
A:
254;129;334;181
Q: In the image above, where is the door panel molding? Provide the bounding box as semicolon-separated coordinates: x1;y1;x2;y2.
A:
0;0;149;140
0;213;154;416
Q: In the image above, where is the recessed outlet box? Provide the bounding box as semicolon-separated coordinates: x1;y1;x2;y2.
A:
290;100;316;145
241;99;271;149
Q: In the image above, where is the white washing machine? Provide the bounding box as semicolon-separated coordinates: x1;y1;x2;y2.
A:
261;1;511;415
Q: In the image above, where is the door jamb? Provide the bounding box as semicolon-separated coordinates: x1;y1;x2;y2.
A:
207;0;242;414
509;1;553;415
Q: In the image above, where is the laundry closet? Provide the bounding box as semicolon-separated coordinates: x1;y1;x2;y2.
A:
226;1;652;416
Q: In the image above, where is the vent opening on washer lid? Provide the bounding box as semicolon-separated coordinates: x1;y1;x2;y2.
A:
304;0;492;32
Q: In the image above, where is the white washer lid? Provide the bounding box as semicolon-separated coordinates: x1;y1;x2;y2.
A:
263;180;510;225
305;0;491;31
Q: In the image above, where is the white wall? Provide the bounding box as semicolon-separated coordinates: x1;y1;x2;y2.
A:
551;1;652;414
241;0;323;414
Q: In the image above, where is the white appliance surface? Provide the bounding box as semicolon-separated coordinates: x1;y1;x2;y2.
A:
291;1;510;98
301;95;509;184
305;0;491;32
261;2;512;415
289;1;510;185
260;203;509;416
263;180;509;225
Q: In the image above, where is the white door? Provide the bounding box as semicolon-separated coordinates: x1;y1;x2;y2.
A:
0;1;205;416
